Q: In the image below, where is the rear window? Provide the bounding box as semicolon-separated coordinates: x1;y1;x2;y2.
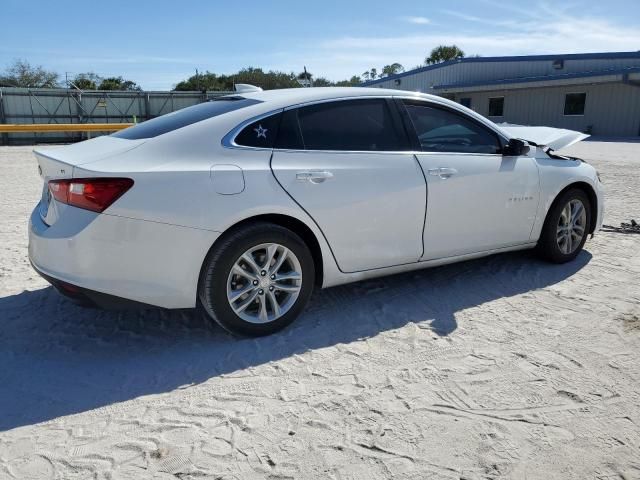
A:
113;96;262;140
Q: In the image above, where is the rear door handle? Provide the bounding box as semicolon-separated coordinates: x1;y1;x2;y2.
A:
428;167;458;179
296;170;334;184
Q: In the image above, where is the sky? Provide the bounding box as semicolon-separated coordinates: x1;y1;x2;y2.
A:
1;0;639;90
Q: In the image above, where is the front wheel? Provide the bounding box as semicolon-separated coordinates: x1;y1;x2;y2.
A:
198;222;315;337
537;188;591;263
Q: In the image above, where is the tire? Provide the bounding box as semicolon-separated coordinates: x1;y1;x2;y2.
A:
537;188;591;263
198;222;315;337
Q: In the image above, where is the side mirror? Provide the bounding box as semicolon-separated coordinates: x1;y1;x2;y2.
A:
503;138;530;156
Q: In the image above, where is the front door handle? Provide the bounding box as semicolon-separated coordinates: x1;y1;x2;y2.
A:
428;167;458;179
296;170;334;184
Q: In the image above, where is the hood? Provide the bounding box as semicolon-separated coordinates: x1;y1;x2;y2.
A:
498;124;589;150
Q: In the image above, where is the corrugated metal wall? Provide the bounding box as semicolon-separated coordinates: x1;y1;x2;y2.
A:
452;83;640;136
367;56;640;136
0;88;233;145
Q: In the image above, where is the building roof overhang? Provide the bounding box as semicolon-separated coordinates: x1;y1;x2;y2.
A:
361;51;640;87
431;67;640;93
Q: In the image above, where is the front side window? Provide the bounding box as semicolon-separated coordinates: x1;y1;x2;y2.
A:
564;93;586;116
290;99;405;151
113;96;262;140
488;97;504;117
403;101;502;154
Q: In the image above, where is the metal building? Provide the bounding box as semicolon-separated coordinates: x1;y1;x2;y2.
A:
363;51;640;137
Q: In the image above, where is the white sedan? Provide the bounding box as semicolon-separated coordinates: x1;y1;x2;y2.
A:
29;87;604;336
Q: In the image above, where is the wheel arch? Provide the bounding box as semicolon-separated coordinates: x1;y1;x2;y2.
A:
198;213;325;289
549;181;598;234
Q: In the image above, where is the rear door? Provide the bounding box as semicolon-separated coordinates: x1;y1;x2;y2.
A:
270;98;426;273
399;99;540;260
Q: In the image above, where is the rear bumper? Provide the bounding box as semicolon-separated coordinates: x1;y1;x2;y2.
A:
28;202;220;309
31;260;154;309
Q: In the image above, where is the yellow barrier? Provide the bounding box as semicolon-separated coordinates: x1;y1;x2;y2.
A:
0;123;133;133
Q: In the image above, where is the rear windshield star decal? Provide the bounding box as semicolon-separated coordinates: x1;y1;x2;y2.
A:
254;124;268;139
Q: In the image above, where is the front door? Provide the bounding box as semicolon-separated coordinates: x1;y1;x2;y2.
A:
400;99;540;260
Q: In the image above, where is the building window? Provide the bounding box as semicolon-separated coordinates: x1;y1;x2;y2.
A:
459;98;472;108
564;93;586;116
488;97;504;117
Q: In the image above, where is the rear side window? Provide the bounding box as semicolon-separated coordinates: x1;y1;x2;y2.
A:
113;97;262;140
403;101;501;154
234;112;282;148
275;110;304;150
289;99;405;151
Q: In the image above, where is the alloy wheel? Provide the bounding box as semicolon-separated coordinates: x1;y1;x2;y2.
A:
556;199;587;254
226;243;302;324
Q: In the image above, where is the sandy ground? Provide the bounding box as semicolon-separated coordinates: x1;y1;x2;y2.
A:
0;141;639;480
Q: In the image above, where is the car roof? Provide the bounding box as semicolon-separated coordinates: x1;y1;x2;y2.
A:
235;87;430;108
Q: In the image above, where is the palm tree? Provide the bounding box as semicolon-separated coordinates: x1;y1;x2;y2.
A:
425;45;465;65
381;63;405;77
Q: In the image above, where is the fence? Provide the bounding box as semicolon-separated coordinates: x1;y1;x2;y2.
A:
0;87;233;145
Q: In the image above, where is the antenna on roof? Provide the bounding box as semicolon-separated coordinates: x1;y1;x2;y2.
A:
234;84;263;93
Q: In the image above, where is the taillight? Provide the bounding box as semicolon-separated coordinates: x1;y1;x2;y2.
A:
48;178;134;213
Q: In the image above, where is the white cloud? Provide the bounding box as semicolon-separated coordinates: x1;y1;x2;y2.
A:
401;16;431;25
439;9;518;28
300;13;640;81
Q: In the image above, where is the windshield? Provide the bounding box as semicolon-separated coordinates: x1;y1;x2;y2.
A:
113;96;262;140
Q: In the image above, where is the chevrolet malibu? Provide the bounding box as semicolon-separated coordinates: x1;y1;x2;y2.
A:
29;87;604;336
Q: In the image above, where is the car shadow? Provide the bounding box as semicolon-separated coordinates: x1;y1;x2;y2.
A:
0;250;591;431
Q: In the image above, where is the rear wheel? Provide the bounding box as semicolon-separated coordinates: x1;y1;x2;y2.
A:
537;188;591;263
198;222;314;336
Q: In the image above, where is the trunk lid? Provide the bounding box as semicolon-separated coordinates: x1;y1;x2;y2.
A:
34;136;145;225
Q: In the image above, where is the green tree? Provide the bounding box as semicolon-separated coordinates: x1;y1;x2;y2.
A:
173;68;300;91
381;63;404;77
0;59;59;87
425;45;465;65
334;75;362;86
71;72;101;90
98;76;141;91
311;77;333;87
174;71;227;91
230;67;299;90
